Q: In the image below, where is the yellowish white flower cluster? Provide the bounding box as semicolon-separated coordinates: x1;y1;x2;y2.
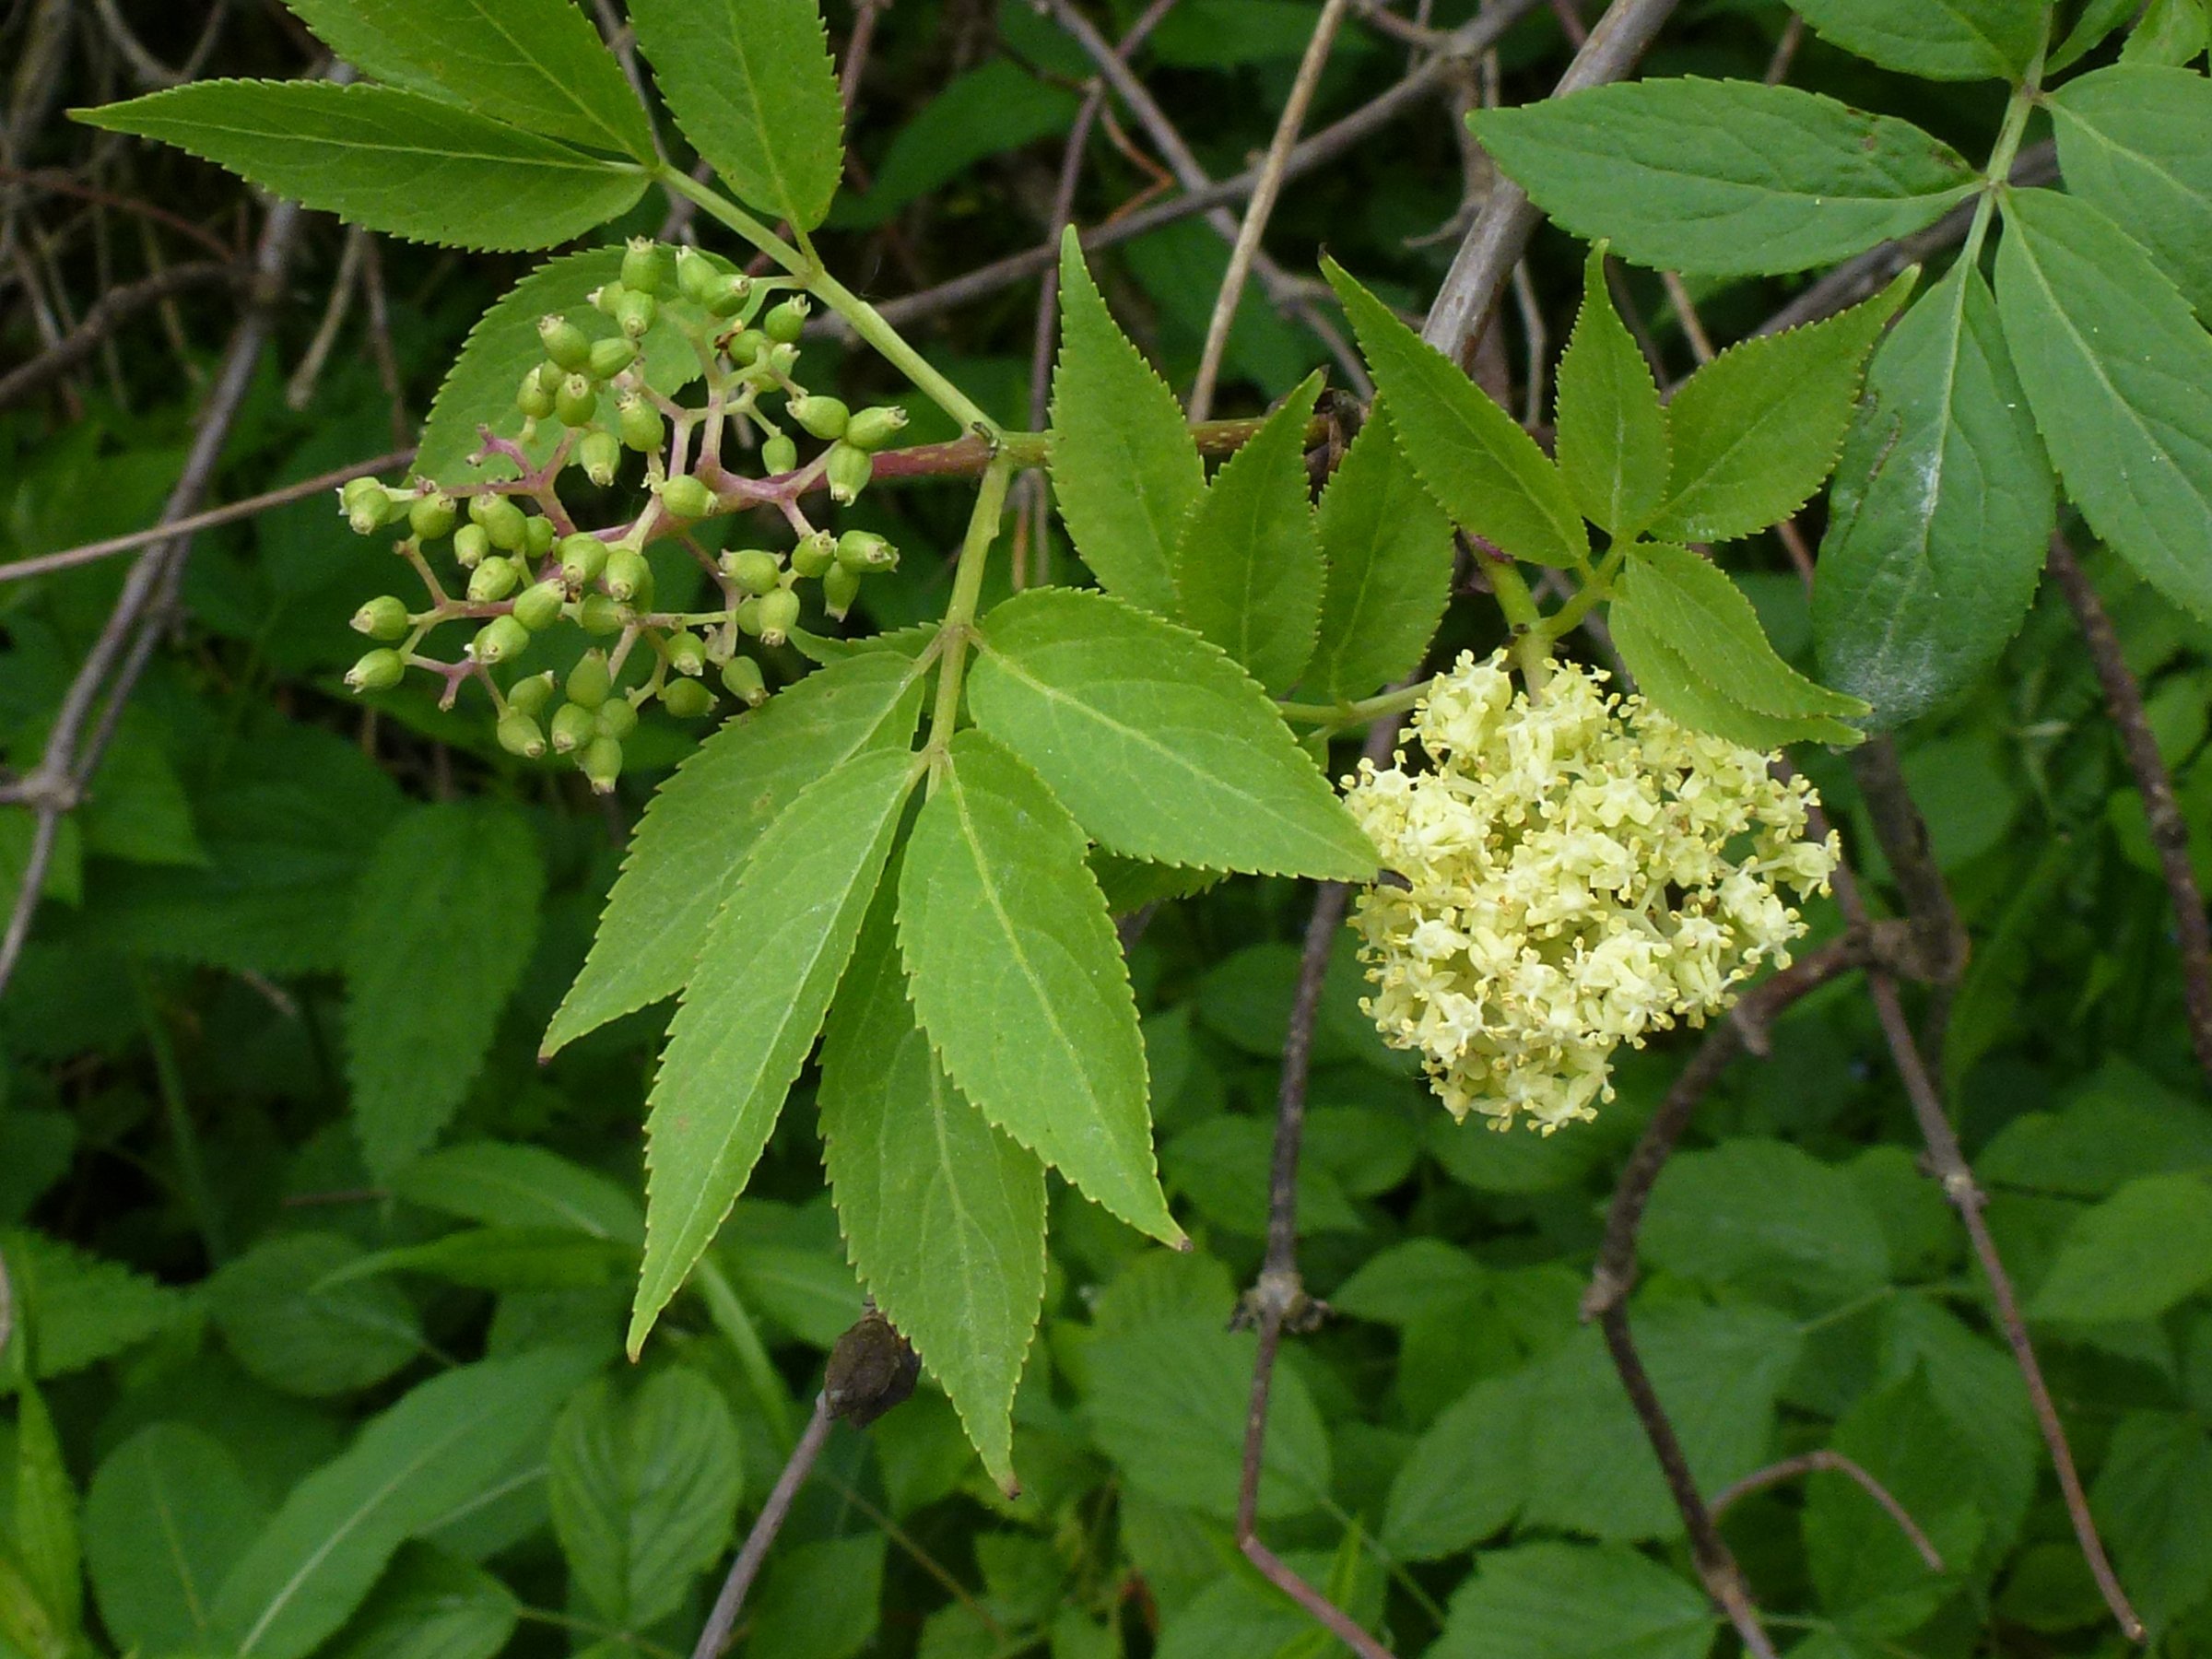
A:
1345;651;1840;1134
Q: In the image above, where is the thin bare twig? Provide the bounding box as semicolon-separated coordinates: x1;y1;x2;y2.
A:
1711;1450;1945;1572
691;1394;835;1659
2046;532;2212;1085
1422;0;1679;357
1187;0;1354;421
0;259;240;408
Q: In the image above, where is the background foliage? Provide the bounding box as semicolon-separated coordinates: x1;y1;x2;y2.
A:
4;1;2212;1657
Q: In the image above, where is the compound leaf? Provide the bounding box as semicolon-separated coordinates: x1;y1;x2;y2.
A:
820;884;1048;1492
629;0;844;229
76;82;645;251
1326;257;1587;568
1995;186;2212;620
897;730;1180;1245
630;746;918;1351
1052;229;1206;616
546;652;924;1056
1171;372;1324;694
970;587;1375;879
1472;79;1976;276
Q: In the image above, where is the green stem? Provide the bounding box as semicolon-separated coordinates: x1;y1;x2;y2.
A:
1538;544;1630;642
655;166;1001;438
1486;558;1552;689
1961;22;2050;271
927;454;1017;762
1278;679;1430;728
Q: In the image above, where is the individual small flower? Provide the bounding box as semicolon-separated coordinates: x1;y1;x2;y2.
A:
1345;651;1840;1135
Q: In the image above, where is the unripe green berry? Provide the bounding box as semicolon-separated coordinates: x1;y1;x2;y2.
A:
836;529;897;572
765;342;801;379
351;594;409;640
620;237;666;297
825;441;873;505
659;475;715;521
549;700;596;753
723;547;782;595
592;279;628;317
470;491;527;549
789;393;848;441
618;393;664;453
664;630;706;677
467;557;522;603
473;614;531;665
761;432;799;475
453;523;490;569
566;650;613;709
582;735;623;794
735;595;765;637
791;530;834;579
725;328;769;369
763;295;810;343
341;477;392;535
676;245;721;305
346;648;405;692
615;288;657;341
662;677;715;718
722;655;769;707
755;586;800;647
823;561;862;621
706;272;751;319
843;405;909;452
408;490;457;541
578;594;627;634
595;699;639;740
508;670;557;718
580;429;622;487
513;580;566;631
588;335;637;380
517;369;558;420
555;373;598;429
538;313;593;373
497;711;547;759
604;547;652;604
524;513;556;559
559;533;608;587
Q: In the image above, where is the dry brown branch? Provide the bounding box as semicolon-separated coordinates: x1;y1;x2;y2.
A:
0;258;240;408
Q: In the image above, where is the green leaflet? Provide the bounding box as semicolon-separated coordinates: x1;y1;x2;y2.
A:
544;651;924;1057
1325;257;1587;568
630;746;918;1352
344;802;544;1181
2050;0;2140;70
1051;229;1207;616
1430;1544;1713;1659
2090;1413;2212;1632
278;0;653;159
1624;543;1867;725
1641;1140;1891;1305
390;1142;642;1245
819;882;1047;1492
207;1232;423;1398
10;1379;79;1644
1085;1313;1332;1521
547;1370;743;1630
75;82;646;251
1995;187;2212;621
1171;371;1325;694
0;1229;183;1380
2123;0;2210;65
968;588;1376;880
1382;1371;1532;1560
2029;1172;2212;1322
2047;66;2212;319
1647;270;1913;544
209;1350;595;1659
1472;80;1977;276
323;1547;515;1659
416;246;739;484
1554;245;1670;538
84;1426;266;1655
1309;403;1454;703
629;0;845;230
1813;265;2053;727
896;730;1181;1246
1787;0;2044;80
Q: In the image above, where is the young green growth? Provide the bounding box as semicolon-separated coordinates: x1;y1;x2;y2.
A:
566;650;613;709
720;654;767;706
790;393;849;441
620;237;666;297
466;557;522;604
346;648;404;692
555;373;598;429
791;530;834;579
407;490;456;541
662;677;715;717
497;711;547;759
537;313;593;374
512;580;566;631
764;295;810;344
761;432;798;474
559;533;607;587
825;441;871;505
340;477;393;535
582;734;623;793
580;429;622;487
660;475;715;521
473;615;531;665
844;405;908;452
549;701;595;754
350;594;409;641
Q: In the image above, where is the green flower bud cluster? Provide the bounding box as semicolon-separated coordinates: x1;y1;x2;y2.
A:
334;244;916;776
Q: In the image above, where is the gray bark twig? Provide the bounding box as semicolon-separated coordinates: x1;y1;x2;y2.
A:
691;1394;835;1659
1711;1450;1945;1572
0;259;241;408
